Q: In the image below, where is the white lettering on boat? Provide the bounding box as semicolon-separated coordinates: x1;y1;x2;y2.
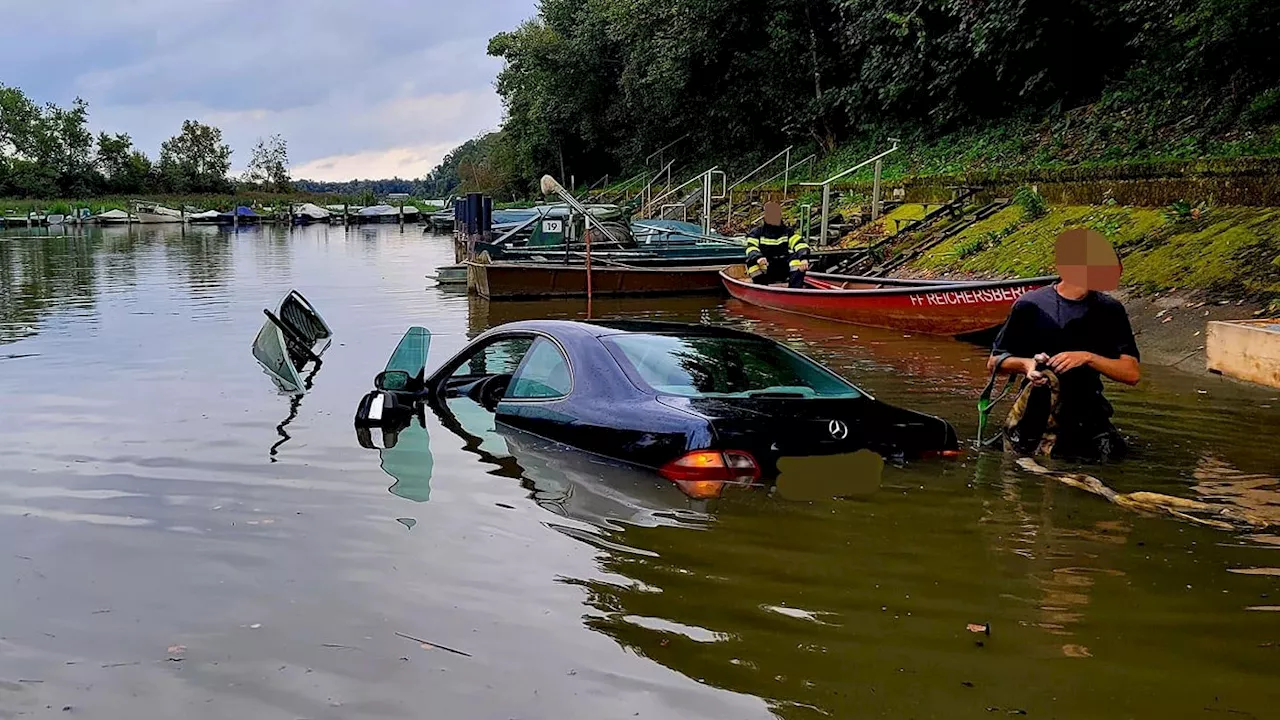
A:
908;284;1035;307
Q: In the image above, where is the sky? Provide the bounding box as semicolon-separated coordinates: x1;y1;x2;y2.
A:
0;0;537;181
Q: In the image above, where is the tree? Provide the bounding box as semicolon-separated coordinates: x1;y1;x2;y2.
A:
0;83;40;158
95;132;153;193
241;134;290;192
0;88;95;197
420;132;518;197
158;120;232;193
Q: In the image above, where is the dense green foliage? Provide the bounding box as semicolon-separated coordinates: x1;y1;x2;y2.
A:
461;0;1280;194
240;134;291;193
418;132;520;199
156;120;234;194
0;85;279;198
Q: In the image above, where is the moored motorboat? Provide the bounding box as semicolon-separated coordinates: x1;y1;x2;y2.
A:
134;202;185;223
355;204;421;223
92;209;136;225
293;203;331;224
466;260;729;299
188;210;221;224
720;264;1055;336
217;206;262;225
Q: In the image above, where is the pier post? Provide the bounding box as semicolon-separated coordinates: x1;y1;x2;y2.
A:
872;159;883;221
784;146;791;196
820;184;831;247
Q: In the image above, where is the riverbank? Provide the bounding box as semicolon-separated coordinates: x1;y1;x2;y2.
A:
0;193;438;216
887;202;1279;374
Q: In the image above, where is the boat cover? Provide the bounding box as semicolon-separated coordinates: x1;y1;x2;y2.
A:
294;203;331;220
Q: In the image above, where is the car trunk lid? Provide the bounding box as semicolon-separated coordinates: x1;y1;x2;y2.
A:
657;394;956;470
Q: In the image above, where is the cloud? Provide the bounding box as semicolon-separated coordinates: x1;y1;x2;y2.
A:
0;0;536;179
292;143;462;181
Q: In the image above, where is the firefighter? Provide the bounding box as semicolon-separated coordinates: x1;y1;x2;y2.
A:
745;202;810;288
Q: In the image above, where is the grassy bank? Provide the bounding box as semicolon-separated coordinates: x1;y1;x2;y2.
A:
909;203;1280;307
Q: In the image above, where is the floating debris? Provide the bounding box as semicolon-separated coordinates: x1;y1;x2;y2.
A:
1017;457;1273;531
394;631;472;658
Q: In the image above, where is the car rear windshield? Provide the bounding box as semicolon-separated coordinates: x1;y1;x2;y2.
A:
602;333;862;399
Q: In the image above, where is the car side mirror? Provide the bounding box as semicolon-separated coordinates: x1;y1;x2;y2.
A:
376;370;411;392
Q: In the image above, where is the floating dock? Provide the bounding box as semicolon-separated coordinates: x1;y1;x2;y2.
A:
1207;319;1280;389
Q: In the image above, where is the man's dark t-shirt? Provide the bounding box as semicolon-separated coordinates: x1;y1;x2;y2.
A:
992;286;1139;432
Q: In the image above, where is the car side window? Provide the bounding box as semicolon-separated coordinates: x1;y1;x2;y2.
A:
449;337;534;378
507;338;571;399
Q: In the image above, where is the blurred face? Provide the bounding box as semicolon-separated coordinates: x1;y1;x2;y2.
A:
763;202;782;226
1056;228;1121;291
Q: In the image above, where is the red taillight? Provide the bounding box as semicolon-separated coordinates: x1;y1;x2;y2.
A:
922;449;964;459
660;450;760;498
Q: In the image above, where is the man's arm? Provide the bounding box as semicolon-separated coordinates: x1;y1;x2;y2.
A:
987;354;1049;385
1092;353;1140;385
1046;302;1141;385
987;301;1043;380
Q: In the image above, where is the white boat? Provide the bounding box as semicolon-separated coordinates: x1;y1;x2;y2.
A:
293;203;331;223
187;210;221;224
92;209;137;225
356;204;421;223
134;202;185;224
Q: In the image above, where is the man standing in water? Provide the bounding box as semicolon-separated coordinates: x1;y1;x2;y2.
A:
987;228;1141;461
745;202;810;288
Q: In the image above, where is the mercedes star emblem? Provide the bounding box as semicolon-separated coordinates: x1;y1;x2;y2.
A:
828;420;849;440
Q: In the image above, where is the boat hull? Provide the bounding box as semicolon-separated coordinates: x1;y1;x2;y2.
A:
135;212;184;224
467;261;728;299
720;265;1055;336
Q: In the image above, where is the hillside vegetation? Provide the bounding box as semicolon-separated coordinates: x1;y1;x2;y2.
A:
912;203;1280;304
443;0;1280;197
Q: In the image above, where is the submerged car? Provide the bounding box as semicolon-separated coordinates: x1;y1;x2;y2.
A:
355;320;958;498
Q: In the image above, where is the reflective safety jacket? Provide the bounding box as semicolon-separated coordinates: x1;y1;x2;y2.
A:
745;223;810;271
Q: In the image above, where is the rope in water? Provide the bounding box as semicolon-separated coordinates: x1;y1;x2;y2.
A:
979;359;1272;531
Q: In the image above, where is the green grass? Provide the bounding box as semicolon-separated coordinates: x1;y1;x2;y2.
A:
914;205;1280;301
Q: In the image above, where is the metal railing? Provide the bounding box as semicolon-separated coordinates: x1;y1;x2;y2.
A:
645;134;689;170
639;160;675;208
798;142;900;245
641;166;716;217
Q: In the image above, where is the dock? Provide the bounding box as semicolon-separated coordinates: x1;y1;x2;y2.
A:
1207;319;1280;389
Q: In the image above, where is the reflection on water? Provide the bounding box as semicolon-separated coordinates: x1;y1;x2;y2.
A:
0;223;1277;719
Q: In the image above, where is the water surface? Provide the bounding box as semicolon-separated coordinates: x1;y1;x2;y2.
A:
1;224;1277;719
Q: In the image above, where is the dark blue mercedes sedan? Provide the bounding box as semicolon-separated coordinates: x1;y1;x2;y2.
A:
356;320;958;498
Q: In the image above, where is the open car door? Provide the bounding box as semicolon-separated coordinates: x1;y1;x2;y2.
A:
354;327;432;438
252;290;333;394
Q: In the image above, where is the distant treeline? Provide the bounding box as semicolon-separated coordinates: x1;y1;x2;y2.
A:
292;177;439;198
433;0;1280;197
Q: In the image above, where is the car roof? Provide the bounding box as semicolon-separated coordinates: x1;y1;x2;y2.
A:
484;319;768;341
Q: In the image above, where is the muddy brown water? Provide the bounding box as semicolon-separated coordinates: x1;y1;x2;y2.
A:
1;224;1278;719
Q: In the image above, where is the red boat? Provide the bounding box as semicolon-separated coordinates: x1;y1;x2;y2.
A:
720;265;1056;336
468;260;728;299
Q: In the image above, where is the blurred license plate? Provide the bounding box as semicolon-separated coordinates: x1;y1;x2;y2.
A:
775;451;884;500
